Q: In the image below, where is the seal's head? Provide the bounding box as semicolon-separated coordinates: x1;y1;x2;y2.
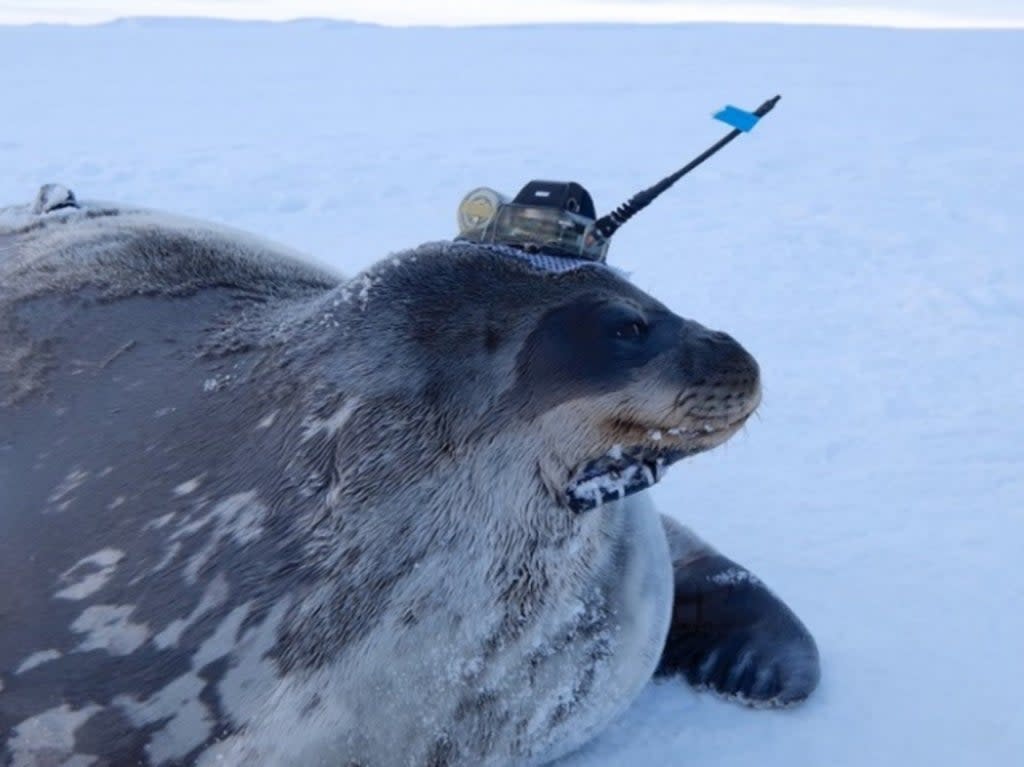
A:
315;241;760;515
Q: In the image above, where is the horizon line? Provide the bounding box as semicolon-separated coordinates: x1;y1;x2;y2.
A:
1;9;1023;32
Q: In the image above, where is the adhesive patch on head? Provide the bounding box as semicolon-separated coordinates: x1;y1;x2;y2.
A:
451;241;608;275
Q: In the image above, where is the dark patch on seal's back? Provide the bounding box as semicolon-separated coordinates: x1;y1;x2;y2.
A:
73;706;155;762
0;207;123;240
484;324;503;353
426;733;458;767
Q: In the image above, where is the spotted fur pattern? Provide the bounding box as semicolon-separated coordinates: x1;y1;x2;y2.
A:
0;192;813;766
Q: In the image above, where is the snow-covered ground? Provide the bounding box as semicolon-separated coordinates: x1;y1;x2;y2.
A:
2;18;1022;766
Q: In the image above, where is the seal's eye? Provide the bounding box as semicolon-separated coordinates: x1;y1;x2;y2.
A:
598;304;649;344
614;319;648;341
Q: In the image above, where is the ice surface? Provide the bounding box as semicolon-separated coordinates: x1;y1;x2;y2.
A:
1;18;1022;766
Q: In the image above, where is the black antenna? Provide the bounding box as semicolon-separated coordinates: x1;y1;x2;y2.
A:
592;94;781;241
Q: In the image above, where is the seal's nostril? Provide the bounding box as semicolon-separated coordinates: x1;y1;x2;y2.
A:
680;327;760;389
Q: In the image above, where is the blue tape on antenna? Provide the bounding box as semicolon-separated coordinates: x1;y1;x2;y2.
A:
714;105;761;132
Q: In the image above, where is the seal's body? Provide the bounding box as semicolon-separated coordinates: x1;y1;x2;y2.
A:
0;188;818;766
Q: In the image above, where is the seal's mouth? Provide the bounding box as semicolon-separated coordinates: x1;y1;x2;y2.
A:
566;444;686;513
565;415;751;512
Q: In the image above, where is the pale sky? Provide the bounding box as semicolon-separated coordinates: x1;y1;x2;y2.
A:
2;0;1023;28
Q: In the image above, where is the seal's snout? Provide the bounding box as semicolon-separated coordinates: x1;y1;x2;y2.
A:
676;326;761;422
680;327;759;390
562;319;761;512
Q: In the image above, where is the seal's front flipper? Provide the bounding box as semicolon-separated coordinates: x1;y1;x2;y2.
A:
655;516;820;707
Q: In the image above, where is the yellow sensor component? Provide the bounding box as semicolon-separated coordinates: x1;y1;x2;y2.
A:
457;187;505;236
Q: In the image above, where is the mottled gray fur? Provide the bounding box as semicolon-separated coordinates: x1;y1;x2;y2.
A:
0;192;817;767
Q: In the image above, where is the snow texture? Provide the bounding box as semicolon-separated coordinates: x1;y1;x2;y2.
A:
0;18;1022;766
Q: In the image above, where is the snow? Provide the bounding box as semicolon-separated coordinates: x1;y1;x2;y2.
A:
570;463;643;505
2;18;1022;766
4;2;1024;29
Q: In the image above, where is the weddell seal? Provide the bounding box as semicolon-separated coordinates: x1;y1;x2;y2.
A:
0;185;819;766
